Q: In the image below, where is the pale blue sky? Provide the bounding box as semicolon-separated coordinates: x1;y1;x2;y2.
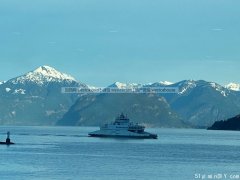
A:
0;0;239;86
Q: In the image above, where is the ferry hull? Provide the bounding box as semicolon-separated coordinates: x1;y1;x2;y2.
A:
88;131;157;139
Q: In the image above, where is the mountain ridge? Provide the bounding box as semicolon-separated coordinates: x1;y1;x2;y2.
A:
1;65;240;127
59;79;240;128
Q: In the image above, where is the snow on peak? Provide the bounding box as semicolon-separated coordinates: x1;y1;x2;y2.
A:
11;65;76;84
87;85;98;90
178;80;197;94
159;81;174;86
148;81;174;87
0;81;6;85
32;66;75;81
110;82;126;88
209;82;228;97
225;83;240;91
108;81;174;89
109;82;141;89
34;65;57;73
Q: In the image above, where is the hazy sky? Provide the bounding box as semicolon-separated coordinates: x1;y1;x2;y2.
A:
0;0;239;86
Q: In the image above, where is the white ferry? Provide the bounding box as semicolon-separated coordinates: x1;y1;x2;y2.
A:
88;113;158;139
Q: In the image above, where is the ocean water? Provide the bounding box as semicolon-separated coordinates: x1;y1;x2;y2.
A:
0;127;240;180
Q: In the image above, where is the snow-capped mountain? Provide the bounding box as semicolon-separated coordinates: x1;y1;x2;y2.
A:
0;65;87;125
164;80;240;127
10;65;76;85
225;83;240;91
172;80;230;97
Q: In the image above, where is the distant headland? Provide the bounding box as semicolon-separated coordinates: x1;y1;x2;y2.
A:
208;114;240;131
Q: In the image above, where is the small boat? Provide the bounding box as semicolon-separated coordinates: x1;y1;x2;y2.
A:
0;131;15;145
89;113;158;139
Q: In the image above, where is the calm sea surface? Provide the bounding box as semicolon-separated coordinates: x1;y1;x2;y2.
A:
0;127;240;180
